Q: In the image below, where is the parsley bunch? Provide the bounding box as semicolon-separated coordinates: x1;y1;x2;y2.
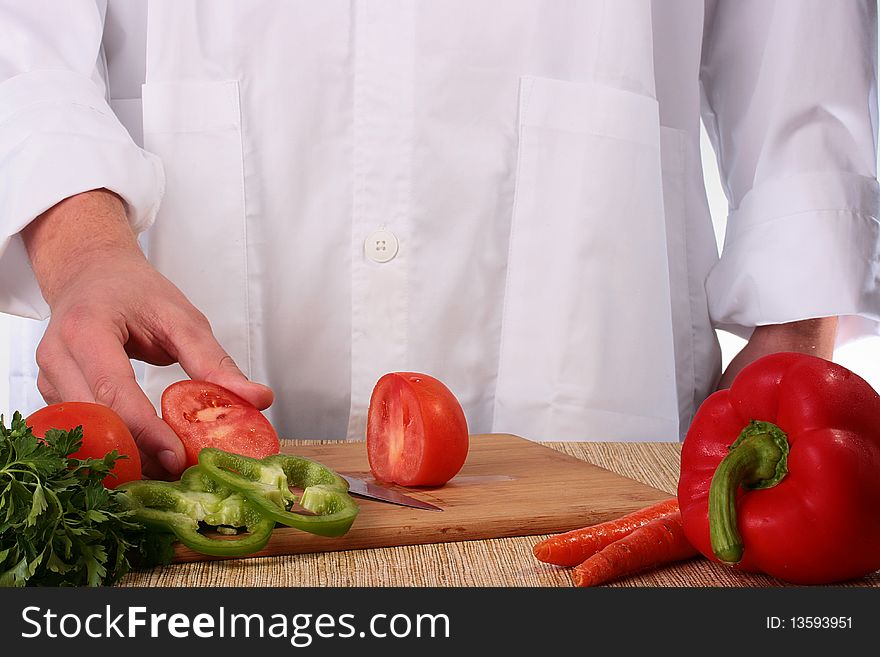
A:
0;412;172;586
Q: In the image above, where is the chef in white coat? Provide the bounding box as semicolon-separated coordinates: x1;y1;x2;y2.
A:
0;1;877;478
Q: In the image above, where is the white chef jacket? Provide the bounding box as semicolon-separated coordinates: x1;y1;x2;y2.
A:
1;0;878;442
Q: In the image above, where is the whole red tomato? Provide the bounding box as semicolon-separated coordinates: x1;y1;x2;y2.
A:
367;372;469;486
27;402;142;488
161;380;280;468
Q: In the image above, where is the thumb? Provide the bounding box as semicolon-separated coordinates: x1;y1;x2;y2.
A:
173;322;274;410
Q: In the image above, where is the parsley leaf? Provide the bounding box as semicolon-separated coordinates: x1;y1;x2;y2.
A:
0;412;172;587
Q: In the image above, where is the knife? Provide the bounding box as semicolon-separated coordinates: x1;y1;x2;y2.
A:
341;475;442;511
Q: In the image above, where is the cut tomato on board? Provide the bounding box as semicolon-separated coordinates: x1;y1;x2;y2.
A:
367;372;469;487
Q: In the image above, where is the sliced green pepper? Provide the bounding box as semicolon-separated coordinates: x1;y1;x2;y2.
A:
118;465;274;557
197;448;359;537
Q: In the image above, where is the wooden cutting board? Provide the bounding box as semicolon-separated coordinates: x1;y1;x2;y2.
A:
172;433;672;563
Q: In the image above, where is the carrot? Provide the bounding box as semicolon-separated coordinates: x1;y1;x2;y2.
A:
571;511;698;587
533;498;680;566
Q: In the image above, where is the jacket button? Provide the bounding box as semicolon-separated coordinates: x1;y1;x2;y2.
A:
364;229;399;263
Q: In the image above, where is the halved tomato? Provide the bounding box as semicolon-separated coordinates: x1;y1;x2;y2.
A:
27;402;142;488
161;380;280;468
366;372;469;487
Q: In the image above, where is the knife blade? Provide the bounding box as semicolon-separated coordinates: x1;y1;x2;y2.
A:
341;475;442;511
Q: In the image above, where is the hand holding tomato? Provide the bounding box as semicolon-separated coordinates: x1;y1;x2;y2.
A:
27;402;142;488
367;372;469;486
22;190;274;479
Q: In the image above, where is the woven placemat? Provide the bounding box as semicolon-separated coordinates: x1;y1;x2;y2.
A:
119;441;879;587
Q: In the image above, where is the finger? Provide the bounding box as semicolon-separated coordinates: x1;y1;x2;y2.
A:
139;449;177;482
171;317;274;409
67;325;187;476
36;373;62;405
35;339;95;404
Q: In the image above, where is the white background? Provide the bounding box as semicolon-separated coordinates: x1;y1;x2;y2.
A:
2;125;879;417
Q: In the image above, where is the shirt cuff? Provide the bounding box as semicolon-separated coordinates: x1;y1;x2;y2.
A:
0;69;164;319
706;172;880;343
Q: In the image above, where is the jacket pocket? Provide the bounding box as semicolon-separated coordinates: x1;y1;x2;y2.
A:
493;76;679;441
140;80;251;407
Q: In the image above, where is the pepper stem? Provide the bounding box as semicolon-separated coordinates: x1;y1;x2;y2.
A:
708;420;790;564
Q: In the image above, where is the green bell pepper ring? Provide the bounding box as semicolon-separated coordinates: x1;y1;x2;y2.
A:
197;448;359;537
118;466;274;557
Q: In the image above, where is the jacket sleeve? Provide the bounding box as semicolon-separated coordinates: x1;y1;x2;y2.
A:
700;0;880;342
0;0;163;320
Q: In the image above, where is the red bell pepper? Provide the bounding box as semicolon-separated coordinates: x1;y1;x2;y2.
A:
677;352;880;584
